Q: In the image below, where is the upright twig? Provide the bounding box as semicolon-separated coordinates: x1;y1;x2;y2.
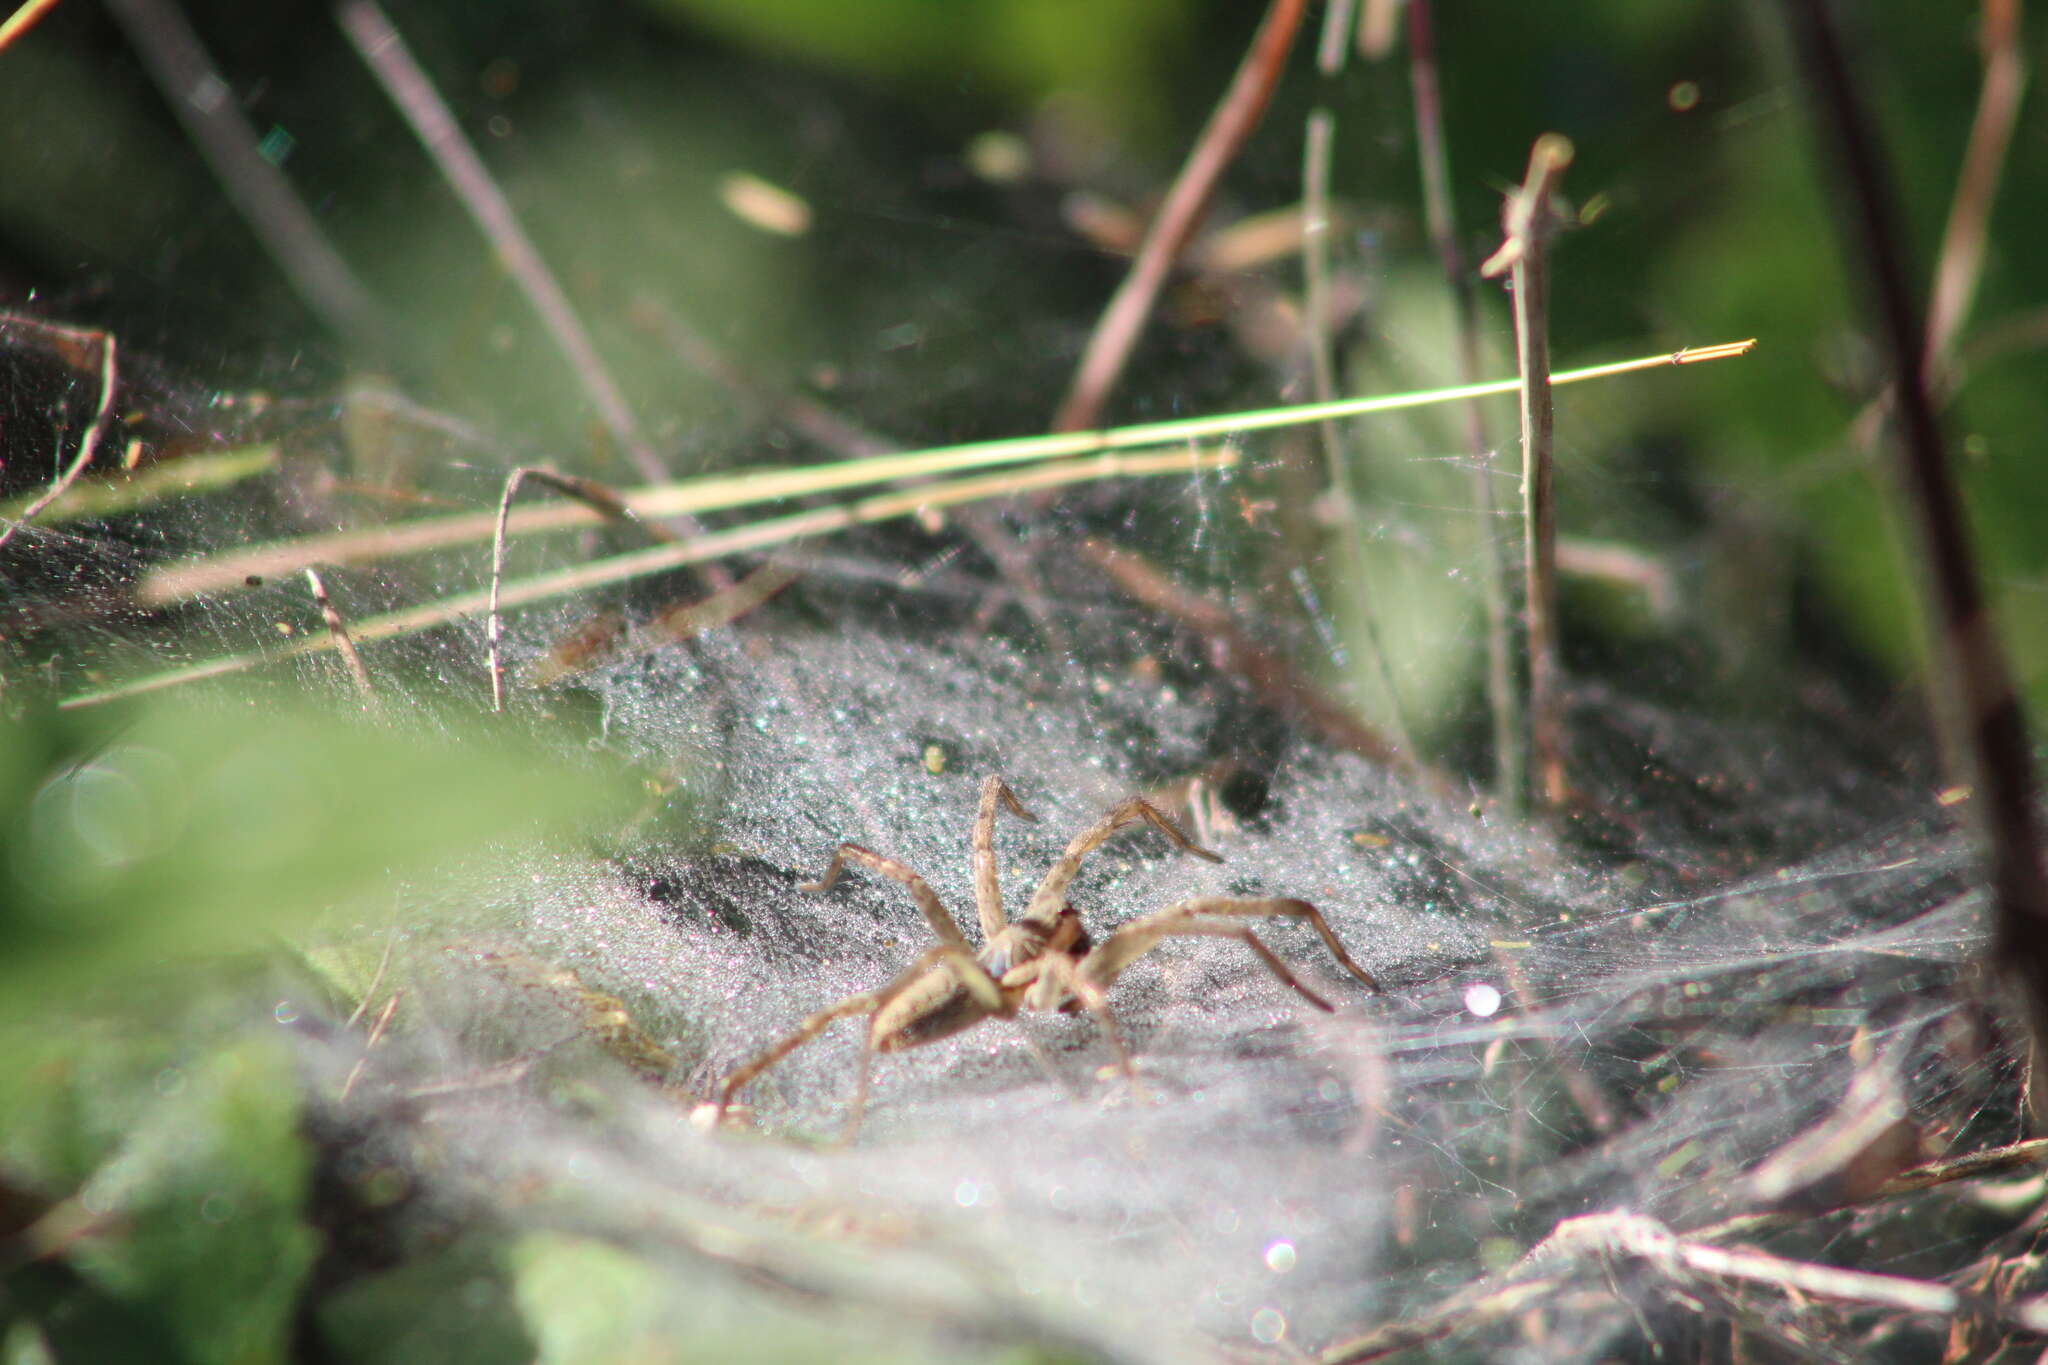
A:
305;568;375;703
1481;135;1574;811
1780;0;2048;1116
1848;0;2025;449
0;322;116;552
1314;0;1356;74
1052;0;1308;431
1406;0;1519;807
336;0;668;485
487;466;672;711
104;0;393;360
1925;0;2025;382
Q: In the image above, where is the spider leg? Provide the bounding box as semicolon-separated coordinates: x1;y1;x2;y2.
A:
1003;954;1139;1090
1021;797;1223;924
715;944;982;1132
1076;896;1381;1006
971;775;1038;942
803;843;976;958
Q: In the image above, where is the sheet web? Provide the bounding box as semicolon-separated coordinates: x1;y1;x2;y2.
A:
0;6;2024;1363
453;611;1981;1361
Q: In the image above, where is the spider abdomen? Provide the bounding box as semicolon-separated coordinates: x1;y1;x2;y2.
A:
873;979;993;1050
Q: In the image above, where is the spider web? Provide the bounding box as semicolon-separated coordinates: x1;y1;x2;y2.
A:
0;4;2023;1363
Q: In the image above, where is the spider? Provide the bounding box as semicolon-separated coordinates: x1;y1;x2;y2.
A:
711;775;1380;1136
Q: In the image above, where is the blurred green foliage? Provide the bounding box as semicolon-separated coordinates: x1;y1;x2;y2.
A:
0;698;626;1361
0;699;620;1010
646;0;1192;137
1;1030;315;1364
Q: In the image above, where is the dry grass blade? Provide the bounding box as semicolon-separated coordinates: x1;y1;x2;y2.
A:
135;342;1755;608
63;445;1237;709
527;561;801;688
488;466;670;711
1315;0;1356;74
0;321;116;552
1926;0;2025;378
0;445;277;525
0;0;62;52
339;990;402;1102
1052;0;1308;431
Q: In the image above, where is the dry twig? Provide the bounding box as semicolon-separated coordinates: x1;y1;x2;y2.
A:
1481;134;1574;811
1925;0;2025;381
1779;0;2048;1123
1053;0;1308;430
305;568;375;702
487;466;674;711
337;0;668;486
1081;538;1446;792
0;320;117;552
105;0;391;358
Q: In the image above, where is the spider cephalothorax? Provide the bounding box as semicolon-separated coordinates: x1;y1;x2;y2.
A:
712;775;1379;1136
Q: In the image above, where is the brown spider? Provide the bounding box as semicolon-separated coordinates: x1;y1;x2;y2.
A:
711;776;1380;1136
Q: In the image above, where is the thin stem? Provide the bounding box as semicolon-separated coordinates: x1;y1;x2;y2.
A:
1925;0;2025;380
1780;0;2048;1115
485;465;672;711
137;339;1756;606
1053;0;1308;430
1482;134;1574;811
105;0;392;359
336;0;666;485
0;324;116;552
1315;0;1356;75
0;0;63;53
64;445;1239;709
305;568;375;702
1408;0;1519;807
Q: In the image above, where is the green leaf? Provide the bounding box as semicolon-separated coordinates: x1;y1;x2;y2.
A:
51;1036;315;1365
0;697;624;1014
316;1236;534;1365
